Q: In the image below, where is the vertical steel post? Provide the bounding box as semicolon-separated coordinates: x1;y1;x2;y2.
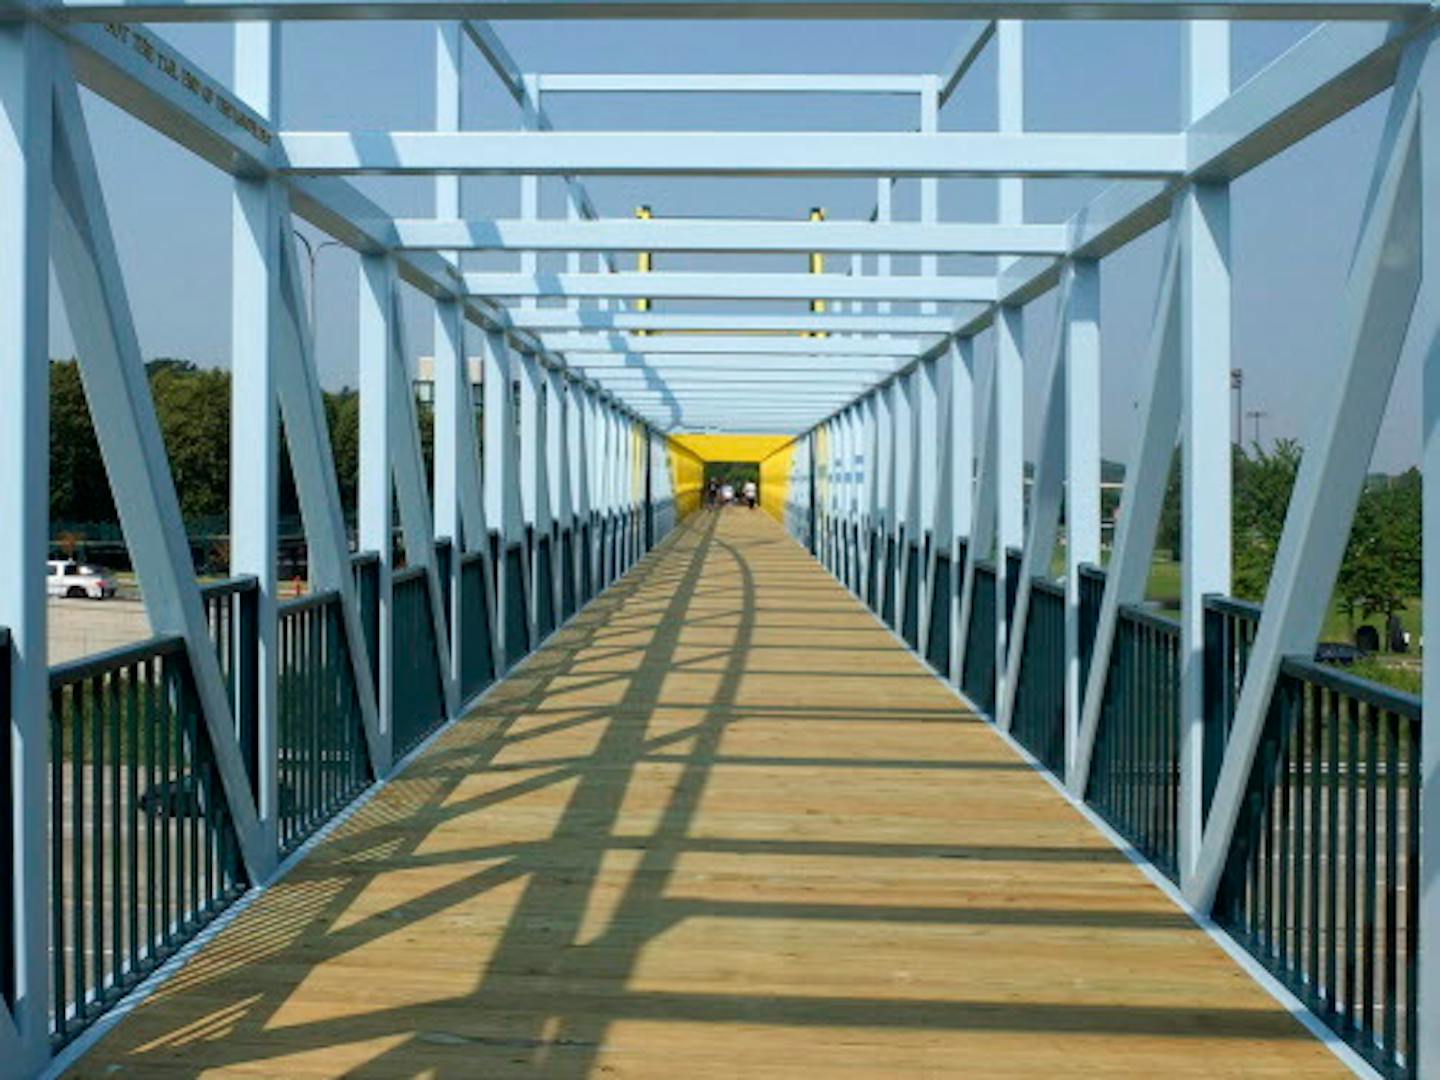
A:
892;373;914;630
0;22;52;1069
1179;20;1232;885
994;18;1025;714
1189;34;1432;910
517;352;544;638
483;327;520;668
1064;260;1101;775
1420;33;1440;1079
949;338;975;686
232;21;281;861
433;22;464;697
358;253;394;761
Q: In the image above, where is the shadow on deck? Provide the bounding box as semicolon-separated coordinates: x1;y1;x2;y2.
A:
68;511;1346;1078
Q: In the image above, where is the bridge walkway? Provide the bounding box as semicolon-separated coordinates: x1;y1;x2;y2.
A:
68;510;1344;1078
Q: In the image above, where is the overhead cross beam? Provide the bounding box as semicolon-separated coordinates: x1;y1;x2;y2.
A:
279;132;1188;178
48;0;1431;20
388;217;1069;255
464;271;999;302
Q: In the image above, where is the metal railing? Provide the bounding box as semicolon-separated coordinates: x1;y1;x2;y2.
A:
901;531;921;650
1214;658;1421;1079
1203;594;1262;817
962;560;998;717
1087;603;1181;881
351;551;381;696
1078;564;1106;707
198;576;258;793
276;590;370;855
924;547;955;677
1004;546;1022;626
48;637;246;1048
392;567;446;758
1;627;12;1013
1011;577;1066;775
459;550;495;702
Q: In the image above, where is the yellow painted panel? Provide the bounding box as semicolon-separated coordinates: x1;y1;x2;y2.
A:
668;438;706;520
670;433;794;463
759;442;797;524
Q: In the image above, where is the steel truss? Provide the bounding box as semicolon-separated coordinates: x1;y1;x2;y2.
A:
0;2;1437;1077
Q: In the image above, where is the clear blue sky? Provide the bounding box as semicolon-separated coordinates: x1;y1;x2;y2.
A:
57;17;1418;471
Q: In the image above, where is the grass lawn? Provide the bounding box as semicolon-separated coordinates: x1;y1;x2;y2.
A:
1048;543;1422;693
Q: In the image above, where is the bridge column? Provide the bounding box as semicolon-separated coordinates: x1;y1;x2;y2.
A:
947;338;975;686
1420;28;1440;1079
358;253;396;767
568;382;591;605
547;366;571;617
994;304;1025;714
232;23;282;862
483;328;522;669
432;21;465;697
892;372;914;632
1178;20;1232;887
1064;260;1101;776
0;22;53;1071
915;357;939;659
518;351;545;642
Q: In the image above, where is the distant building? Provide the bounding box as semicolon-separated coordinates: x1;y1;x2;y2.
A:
413;356;484;410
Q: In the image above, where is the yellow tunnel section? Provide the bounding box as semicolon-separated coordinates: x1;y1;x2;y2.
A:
666;433;803;527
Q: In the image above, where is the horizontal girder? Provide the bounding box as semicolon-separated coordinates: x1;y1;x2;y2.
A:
541;334;934;356
389;218;1068;255
506;310;961;334
279;132;1187;178
47;0;1430;20
466;271;997;302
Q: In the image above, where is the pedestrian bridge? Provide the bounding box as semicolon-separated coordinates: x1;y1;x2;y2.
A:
0;3;1434;1078
56;512;1346;1077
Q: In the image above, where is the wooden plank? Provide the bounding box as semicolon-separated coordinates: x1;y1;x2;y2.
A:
67;511;1344;1079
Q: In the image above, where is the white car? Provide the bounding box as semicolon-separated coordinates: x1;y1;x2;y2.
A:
47;560;118;600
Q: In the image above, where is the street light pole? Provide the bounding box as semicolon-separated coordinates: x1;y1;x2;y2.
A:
1230;368;1243;446
1245;408;1269;449
292;230;342;340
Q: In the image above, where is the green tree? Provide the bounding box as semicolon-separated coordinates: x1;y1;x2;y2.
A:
1231;439;1302;600
149;359;231;520
1336;470;1420;627
49;359;115;523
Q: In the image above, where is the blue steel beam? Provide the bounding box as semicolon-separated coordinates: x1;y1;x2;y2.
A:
279;131;1188;178
536;73;929;93
542;334;935;355
464;271;999;302
389;217;1068;255
46;0;1434;20
506;309;962;334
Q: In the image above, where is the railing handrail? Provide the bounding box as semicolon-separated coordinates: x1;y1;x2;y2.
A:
1279;654;1422;723
974;559;997;574
350;550;380;568
278;587;342;616
1203;593;1263;623
198;574;258;601
1031;576;1065;600
459;548;487;568
393;565;428;587
49;633;186;687
1116;601;1180;637
1078;562;1107;583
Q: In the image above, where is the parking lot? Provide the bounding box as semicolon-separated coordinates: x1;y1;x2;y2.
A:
49;597;151;667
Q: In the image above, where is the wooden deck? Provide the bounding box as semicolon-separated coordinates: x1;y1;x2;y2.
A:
70;511;1346;1078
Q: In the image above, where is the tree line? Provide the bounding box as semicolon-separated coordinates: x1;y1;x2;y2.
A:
1155;440;1421;630
49;358;438;535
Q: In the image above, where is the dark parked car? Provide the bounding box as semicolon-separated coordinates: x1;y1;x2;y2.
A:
1314;641;1369;666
